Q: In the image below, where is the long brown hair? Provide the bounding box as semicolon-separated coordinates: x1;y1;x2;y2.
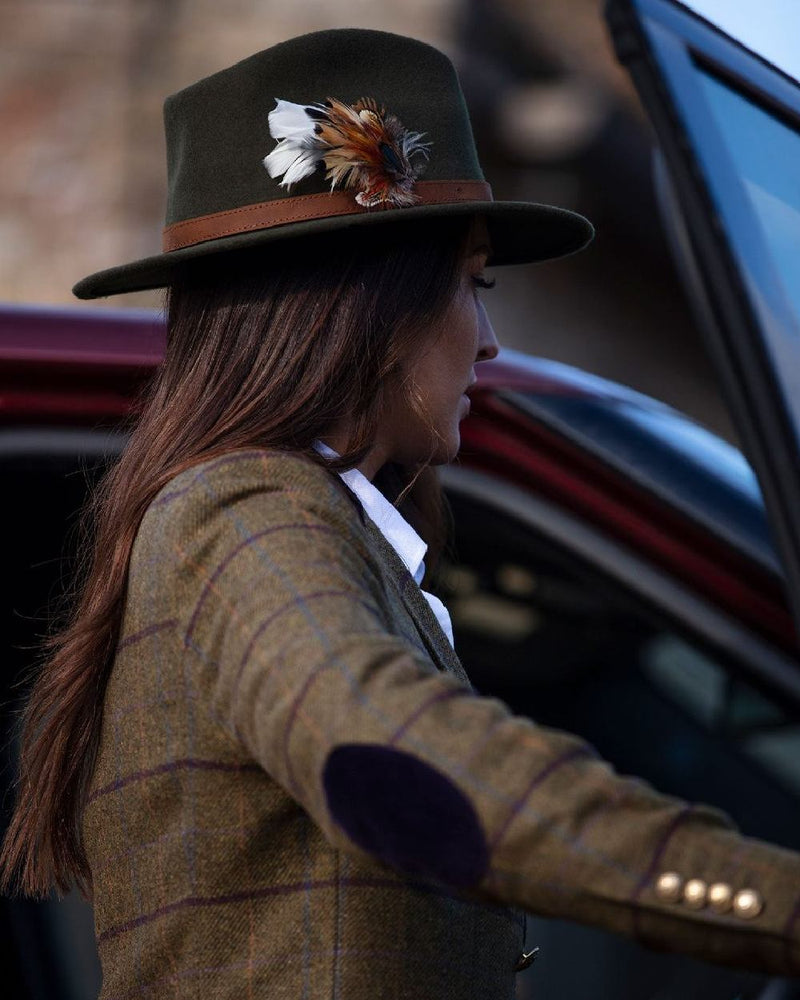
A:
1;213;475;898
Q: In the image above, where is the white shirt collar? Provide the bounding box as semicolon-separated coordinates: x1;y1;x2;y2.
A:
313;440;427;585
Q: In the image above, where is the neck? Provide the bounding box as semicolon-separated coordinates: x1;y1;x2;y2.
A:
321;429;388;482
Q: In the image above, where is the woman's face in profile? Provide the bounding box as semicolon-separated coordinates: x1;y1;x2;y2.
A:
382;216;500;468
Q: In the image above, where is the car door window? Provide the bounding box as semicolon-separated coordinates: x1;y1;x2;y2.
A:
439;485;800;849
641;631;800;797
697;66;800;330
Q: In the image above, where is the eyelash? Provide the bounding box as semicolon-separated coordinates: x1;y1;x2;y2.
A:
472;275;496;290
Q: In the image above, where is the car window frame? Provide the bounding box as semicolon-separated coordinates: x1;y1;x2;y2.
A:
605;0;800;648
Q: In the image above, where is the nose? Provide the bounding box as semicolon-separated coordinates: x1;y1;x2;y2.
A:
475;299;500;362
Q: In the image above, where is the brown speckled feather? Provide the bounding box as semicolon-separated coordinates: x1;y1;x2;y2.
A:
316;96;431;207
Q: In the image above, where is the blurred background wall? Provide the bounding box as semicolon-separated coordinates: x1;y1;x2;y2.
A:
0;0;735;439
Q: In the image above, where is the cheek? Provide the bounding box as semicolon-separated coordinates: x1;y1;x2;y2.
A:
407;289;479;413
454;299;480;376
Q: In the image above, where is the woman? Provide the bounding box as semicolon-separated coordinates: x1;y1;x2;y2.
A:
3;26;800;1000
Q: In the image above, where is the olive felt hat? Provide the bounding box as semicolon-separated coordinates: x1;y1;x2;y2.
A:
72;27;594;300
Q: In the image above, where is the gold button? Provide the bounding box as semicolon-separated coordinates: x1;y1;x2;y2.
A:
733;888;763;919
683;878;708;909
655;871;683;902
707;882;733;913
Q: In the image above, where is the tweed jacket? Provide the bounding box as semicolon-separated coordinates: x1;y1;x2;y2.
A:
83;449;800;999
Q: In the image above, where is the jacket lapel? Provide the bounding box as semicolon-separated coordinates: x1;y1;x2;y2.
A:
361;517;473;688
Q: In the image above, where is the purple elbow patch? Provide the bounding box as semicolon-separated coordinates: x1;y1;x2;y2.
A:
322;743;489;888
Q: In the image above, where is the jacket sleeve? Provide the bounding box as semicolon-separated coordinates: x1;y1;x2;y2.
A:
163;452;800;978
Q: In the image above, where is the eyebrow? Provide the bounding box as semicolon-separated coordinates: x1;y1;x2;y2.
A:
471;242;493;257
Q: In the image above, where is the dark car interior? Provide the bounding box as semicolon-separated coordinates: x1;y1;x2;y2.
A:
443;481;800;1000
2;430;127;1000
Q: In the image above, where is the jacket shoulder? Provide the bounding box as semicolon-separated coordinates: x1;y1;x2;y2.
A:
127;448;379;613
141;448;363;538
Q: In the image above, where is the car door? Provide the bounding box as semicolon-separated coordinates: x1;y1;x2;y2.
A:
439;457;800;1000
604;0;800;643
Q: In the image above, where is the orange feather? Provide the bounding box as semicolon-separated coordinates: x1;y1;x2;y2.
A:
315;97;431;207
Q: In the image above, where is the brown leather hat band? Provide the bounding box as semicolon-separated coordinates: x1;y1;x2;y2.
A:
162;180;493;252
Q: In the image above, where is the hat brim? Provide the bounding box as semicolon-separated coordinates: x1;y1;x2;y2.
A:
72;199;594;300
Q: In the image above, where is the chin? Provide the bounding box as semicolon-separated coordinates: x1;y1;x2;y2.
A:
430;431;461;466
393;424;460;467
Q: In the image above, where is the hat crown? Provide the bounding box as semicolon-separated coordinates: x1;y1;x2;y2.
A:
163;28;484;226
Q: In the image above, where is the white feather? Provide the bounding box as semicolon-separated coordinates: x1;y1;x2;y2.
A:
265;98;329;187
268;99;321;143
263;143;303;178
286;149;323;186
262;149;318;186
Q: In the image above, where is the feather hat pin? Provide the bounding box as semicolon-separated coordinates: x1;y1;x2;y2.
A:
264;96;432;208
